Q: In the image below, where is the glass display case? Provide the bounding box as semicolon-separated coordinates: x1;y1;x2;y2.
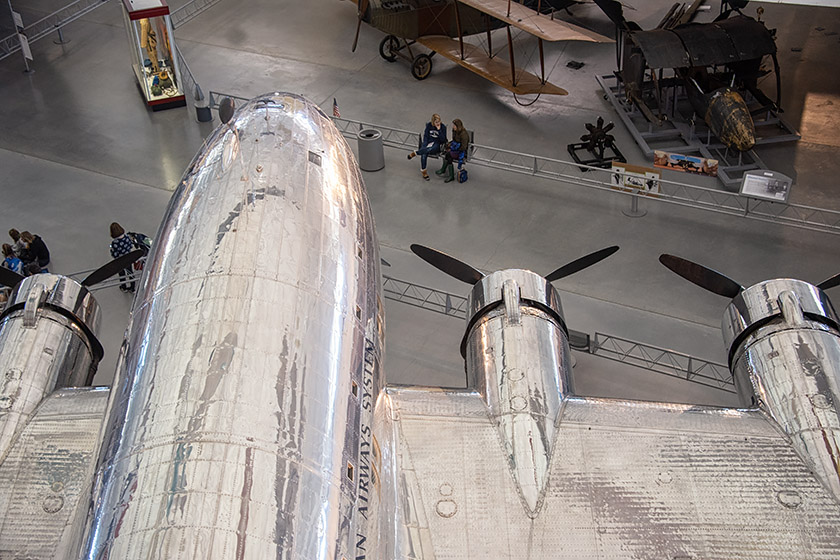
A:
121;0;186;111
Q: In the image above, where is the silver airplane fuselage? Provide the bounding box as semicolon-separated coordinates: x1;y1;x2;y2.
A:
81;94;384;559
72;92;840;560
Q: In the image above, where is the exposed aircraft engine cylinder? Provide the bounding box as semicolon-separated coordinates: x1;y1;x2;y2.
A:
81;94;383;560
723;279;840;502
704;87;756;152
462;269;572;516
0;274;102;460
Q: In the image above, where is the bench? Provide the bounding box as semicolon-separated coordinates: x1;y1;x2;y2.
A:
417;129;476;163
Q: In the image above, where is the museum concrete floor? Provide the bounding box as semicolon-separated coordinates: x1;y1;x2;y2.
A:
1;0;838;407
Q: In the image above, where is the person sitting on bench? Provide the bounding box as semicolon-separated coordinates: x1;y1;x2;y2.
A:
408;113;447;181
438;118;469;183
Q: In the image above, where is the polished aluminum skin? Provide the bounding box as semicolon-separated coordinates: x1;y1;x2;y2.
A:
0;274;102;461
464;269;565;326
463;270;572;516
378;270;840;557
722;277;838;363
726;279;840;502
81;93;383;559
0;387;110;559
386;388;840;557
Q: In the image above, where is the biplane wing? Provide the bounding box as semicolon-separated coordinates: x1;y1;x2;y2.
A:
384;387;840;557
460;0;613;42
416;35;568;94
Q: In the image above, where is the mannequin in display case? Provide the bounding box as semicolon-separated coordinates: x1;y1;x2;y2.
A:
138;18;159;74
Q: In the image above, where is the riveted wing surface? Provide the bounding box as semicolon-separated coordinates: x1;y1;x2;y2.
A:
0;387;110;559
384;388;840;558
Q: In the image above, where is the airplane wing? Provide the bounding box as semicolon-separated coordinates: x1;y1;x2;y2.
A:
459;0;613;42
384;387;840;557
0;387;110;558
416;35;568;95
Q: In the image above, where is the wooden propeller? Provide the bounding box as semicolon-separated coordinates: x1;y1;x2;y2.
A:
352;0;370;53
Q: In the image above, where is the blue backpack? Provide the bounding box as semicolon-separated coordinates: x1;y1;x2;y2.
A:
3;256;22;275
458;167;468;183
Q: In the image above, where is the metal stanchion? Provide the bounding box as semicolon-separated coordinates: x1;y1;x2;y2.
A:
53;25;69;44
622;191;647;217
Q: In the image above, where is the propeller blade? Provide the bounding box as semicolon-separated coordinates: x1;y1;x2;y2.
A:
817;272;840;291
352;0;369;53
351;17;362;52
546;246;620;283
659;254;743;298
219;97;235;124
594;0;641;30
0;266;24;289
81;250;146;287
410;244;483;285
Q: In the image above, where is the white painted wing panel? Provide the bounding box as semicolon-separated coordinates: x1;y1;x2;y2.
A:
387;389;840;559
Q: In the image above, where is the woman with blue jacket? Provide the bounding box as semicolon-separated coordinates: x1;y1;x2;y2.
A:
408;114;447;181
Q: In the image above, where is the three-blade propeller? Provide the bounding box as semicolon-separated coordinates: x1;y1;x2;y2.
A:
0;249;146;290
410;244;620;285
659;253;840;297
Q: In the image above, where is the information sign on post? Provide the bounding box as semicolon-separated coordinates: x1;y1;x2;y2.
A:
739;170;793;203
18;33;32;61
611;162;661;195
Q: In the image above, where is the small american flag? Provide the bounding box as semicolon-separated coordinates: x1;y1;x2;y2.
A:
332;98;340;118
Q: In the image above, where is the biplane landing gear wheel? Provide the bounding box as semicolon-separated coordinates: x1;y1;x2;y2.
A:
411;53;432;80
379;35;399;62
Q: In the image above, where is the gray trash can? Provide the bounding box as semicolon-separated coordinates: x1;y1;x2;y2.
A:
357;128;385;172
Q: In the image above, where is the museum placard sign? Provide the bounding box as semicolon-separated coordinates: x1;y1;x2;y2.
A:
653;150;718;177
611;162;661;195
739;170;793;203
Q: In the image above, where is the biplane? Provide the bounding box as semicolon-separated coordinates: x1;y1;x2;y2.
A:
351;0;613;95
596;0;781;151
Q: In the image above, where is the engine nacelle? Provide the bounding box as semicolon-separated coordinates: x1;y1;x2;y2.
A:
0;274;102;459
724;279;840;502
462;269;573;516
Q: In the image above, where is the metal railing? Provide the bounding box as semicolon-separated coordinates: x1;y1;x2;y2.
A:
383;275;469;318
171;0;224;28
590;332;734;392
0;0;110;61
0;0;222;107
382;274;735;393
173;42;201;106
206;91;840;237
